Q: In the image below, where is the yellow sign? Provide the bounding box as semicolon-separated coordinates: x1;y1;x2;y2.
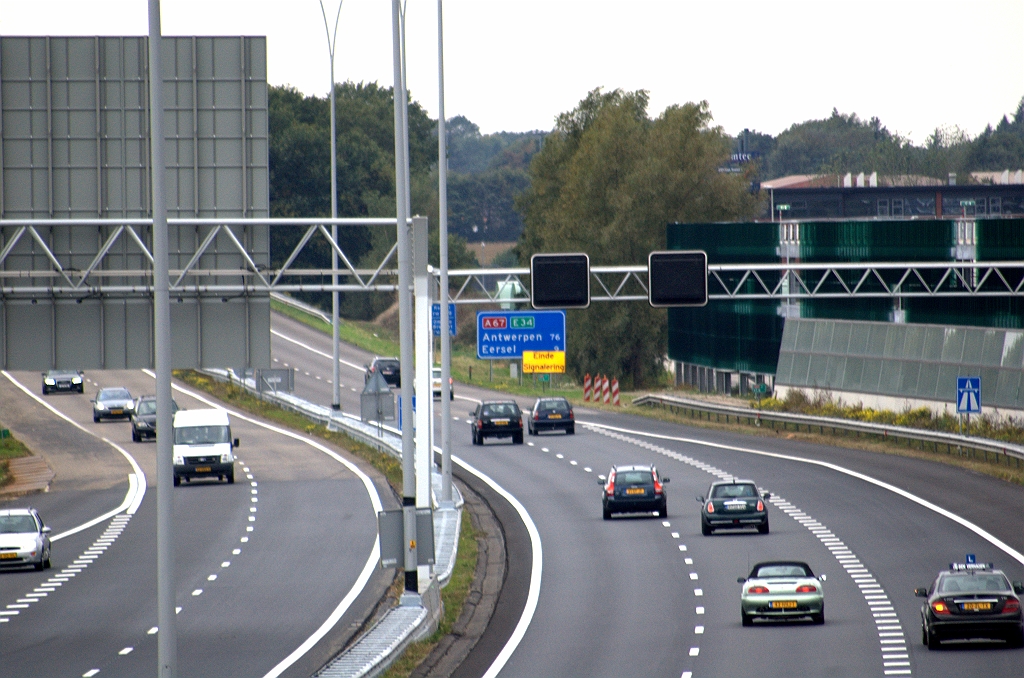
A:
523;350;565;374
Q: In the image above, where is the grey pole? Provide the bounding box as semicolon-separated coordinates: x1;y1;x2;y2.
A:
148;1;177;675
320;1;343;411
392;0;418;597
437;0;453;506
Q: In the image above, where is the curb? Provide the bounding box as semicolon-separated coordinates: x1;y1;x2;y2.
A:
0;456;54;497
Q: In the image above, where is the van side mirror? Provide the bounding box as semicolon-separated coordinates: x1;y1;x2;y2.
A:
233;438;240;448
737;577;746;583
696;495;705;503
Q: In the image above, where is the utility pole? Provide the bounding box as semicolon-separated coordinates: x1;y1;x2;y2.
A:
148;1;176;675
437;0;453;505
391;0;418;599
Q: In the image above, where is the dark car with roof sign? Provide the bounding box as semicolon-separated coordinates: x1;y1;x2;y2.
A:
470;401;524;445
528;396;575;435
915;560;1024;649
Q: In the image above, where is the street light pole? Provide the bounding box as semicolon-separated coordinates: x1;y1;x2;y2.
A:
437;0;453;505
392;0;418;597
148;1;176;675
320;1;343;411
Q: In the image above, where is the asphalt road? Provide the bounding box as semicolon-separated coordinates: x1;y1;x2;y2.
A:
0;366;396;677
270;311;1024;678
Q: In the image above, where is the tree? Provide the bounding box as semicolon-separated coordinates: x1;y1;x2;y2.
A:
516;88;761;388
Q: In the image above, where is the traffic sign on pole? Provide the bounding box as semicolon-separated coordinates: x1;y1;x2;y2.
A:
432;302;456;336
477;310;566;359
956;376;981;414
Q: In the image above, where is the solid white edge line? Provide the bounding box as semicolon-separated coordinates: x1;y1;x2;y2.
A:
453;454;542;678
1;371;146;540
581;419;1024;566
139;370;385;677
270;329;365;372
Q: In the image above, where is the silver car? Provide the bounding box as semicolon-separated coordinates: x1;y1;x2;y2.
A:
738;560;826;625
92;387;134;422
0;508;52;571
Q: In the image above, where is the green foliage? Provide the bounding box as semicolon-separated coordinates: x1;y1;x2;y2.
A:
517;88;761;388
756;389;1024;445
752;95;1024;181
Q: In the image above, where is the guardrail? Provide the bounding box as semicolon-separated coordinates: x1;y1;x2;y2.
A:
197;368;462;678
633;393;1024;468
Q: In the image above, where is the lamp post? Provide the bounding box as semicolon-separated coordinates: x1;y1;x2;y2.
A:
320;0;343;411
437;0;453;505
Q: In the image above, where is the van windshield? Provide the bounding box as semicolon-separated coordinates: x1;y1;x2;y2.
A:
175;425;230;445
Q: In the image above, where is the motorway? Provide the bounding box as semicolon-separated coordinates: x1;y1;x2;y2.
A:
1;310;1022;677
271;311;1024;678
0;362;397;677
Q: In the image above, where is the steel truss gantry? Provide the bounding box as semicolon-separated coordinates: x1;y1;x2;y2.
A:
1;218;1021;302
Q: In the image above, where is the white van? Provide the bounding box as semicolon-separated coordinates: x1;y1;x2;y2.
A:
172;409;238;486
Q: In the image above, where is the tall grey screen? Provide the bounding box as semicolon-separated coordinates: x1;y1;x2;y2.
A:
0;36;270;370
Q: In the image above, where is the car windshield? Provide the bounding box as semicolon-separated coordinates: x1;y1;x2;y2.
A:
432;369;441;378
754;563;812;578
376;360;399;370
0;515;37;533
137;400;157;415
713;484;758;498
481;403;518;417
537;399;570;413
174;425;230;445
48;371;78;377
99;388;131;401
616;470;653;485
940;574;1010;593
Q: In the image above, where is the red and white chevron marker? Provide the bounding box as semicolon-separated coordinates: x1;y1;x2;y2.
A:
602;375;611;404
583;373;592;402
611;378;620;406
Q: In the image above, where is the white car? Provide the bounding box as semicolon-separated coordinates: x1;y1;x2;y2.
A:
432;367;453;400
0;508;52;571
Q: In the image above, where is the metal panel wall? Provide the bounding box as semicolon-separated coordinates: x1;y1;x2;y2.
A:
0;36;270;370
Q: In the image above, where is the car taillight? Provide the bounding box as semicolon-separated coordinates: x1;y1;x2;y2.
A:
756;500;764;511
606;473;615;496
476;420;482;429
1004;598;1021;613
568;410;574;419
533;411;539;420
748;586;769;594
931;601;952;615
796;585;817;593
706;502;714;513
654;478;664;495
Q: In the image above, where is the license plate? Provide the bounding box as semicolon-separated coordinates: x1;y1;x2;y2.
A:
0;552;17;560
962;602;992;611
195;466;211;473
493;420;509;426
625;488;645;495
110;409;123;415
770;600;798;609
548;414;562;419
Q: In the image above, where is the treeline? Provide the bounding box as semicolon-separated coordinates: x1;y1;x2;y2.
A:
734;96;1024;182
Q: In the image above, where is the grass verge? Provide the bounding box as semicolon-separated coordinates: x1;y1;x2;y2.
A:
173;368;483;675
380;508;480;678
0;428;33;488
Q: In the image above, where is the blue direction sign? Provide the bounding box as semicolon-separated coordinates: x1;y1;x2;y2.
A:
477;310;566;359
432;303;456;337
956;376;981;414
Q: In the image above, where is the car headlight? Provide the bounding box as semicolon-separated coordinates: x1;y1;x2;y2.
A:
173;455;184;465
220;453;233;463
44;378;56;385
95;403;106;410
125;402;134;410
72;377;82;384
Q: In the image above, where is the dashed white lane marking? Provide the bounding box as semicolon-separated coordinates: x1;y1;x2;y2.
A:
83;670;100;677
555;453;563;459
589;423;913;677
688;647;699;657
584;467;592;473
192;589;203;596
569;460;578;466
527;441;535;447
694;626;704;634
118;647;133;655
695;606;704;615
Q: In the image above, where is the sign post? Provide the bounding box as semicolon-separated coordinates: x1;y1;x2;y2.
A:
956;376;981;436
477;310;566;359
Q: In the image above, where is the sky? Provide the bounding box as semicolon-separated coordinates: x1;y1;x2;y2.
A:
1;0;1022;145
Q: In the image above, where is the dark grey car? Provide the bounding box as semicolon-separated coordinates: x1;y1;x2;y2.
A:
92;387;134;422
131;396;180;441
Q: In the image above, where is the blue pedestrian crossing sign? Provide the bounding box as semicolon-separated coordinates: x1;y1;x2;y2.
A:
956;377;981;414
